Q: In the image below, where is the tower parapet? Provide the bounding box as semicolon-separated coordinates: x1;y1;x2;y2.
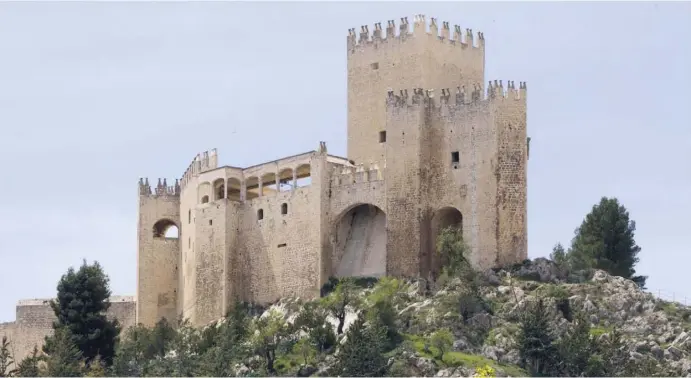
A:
139;178;180;197
347;14;485;53
181;149;219;190
331;163;384;187
386;80;526;109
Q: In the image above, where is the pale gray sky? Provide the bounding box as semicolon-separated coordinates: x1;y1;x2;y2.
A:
1;2;689;322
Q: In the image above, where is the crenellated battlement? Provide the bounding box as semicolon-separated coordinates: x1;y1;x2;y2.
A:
347;14;485;52
139;177;180;197
331;162;384;187
385;80;526;109
181;149;218;190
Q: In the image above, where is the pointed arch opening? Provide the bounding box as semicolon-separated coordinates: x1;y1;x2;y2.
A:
332;203;387;278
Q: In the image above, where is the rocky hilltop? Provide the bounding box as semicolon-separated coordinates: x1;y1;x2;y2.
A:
221;258;690;377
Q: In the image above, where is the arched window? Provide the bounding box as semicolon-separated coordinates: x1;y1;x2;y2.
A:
281;203;288;215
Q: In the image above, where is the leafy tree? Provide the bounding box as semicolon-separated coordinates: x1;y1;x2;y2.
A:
201;303;252;376
292;338;316;365
569;197;647;287
293;302;336;353
517;298;557;376
0;336;15;377
322;278;361;335
147;318;177;359
250;309;290;374
430;328;453;360
84;355;106;377
111;324;155;377
165;319;202;377
555;311;596;376
333;312;388;377
42;327;84;377
591;328;630;376
45;260;121;366
549;243;567;267
436;226;471;277
366;278;407;344
14;346;41;377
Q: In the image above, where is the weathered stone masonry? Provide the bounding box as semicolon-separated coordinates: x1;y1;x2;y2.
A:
1;13;528;360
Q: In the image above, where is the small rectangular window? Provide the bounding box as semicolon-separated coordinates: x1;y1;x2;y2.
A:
277;243;287;248
209;220;213;226
451;151;460;163
371;62;379;70
379;131;387;143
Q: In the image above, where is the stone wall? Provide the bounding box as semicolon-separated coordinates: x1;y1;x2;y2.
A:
0;297;135;366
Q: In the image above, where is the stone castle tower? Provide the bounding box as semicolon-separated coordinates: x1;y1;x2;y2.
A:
135;14;529;328
0;15;528;362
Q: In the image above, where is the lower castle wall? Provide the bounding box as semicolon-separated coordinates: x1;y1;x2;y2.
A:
236;186;322;305
0;297;135;365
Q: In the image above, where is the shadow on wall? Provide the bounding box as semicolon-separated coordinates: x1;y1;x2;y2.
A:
332;204;387;278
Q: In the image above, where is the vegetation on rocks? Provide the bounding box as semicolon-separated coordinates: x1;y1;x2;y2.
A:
2;196;690;377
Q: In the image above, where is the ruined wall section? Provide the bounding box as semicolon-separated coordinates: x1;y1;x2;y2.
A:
347;15;485;166
384;91;428;277
1;297;135;366
237;153;326;304
137;179;180;328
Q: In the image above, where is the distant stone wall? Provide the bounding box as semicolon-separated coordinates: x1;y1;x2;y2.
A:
0;297;135;365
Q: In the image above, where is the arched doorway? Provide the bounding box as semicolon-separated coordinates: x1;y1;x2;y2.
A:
332;204;387;278
429;207;463;276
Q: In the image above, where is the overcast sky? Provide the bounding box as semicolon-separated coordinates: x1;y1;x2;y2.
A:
0;1;689;322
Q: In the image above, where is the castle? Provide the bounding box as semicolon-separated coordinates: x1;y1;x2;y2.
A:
0;14;528;363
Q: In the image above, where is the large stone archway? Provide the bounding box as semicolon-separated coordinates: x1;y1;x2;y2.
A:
429;207;463;276
331;204;387;278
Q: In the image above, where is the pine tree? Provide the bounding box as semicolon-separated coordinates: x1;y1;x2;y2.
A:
334;312;388;377
569;197;647;287
43;327;84;377
0;336;15;377
555;311;596;376
45;260;121;366
517;298;557;376
201;303;252;376
14;346;41;377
